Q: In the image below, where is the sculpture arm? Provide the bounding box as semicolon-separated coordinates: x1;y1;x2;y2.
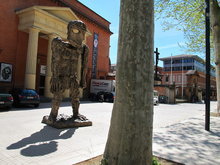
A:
80;45;89;88
50;37;64;93
51;37;63;78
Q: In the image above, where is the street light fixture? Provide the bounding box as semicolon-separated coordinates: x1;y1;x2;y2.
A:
205;0;211;131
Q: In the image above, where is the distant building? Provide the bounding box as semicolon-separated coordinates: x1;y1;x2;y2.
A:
160;54;216;102
106;64;116;80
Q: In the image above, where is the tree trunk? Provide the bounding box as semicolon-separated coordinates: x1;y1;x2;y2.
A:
211;0;220;114
102;0;154;165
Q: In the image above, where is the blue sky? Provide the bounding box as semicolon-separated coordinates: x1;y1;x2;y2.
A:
78;0;189;67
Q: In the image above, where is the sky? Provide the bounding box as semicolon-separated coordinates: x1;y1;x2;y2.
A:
78;0;190;67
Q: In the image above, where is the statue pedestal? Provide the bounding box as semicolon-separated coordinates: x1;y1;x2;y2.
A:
42;114;92;129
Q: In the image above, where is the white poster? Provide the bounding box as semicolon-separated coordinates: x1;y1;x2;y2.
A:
0;63;12;82
40;65;46;75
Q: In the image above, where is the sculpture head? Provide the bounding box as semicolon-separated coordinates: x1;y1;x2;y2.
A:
67;20;87;47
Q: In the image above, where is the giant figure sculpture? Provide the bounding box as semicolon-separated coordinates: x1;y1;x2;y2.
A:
42;20;92;128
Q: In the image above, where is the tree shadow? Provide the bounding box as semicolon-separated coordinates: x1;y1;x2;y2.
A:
153;117;220;164
7;126;77;157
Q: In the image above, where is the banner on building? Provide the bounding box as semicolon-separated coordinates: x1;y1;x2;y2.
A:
92;33;99;78
0;63;12;82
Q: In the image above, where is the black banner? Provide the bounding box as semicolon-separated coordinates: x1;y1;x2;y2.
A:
92;33;99;78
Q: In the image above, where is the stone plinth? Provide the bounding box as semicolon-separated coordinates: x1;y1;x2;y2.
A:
42;114;92;129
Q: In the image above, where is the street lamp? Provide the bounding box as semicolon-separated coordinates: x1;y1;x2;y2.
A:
205;0;211;131
154;48;160;81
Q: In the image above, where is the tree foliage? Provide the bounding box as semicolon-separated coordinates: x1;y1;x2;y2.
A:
156;0;220;113
155;0;216;55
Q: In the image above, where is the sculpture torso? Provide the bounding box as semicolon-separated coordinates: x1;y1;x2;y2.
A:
51;37;83;78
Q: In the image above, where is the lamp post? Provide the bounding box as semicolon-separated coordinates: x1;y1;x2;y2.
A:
182;58;184;99
205;0;210;131
154;48;160;80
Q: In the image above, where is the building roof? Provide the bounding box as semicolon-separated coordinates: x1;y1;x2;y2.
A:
160;54;216;70
159;54;204;63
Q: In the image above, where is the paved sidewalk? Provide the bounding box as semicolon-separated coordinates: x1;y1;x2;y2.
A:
0;101;219;165
153;115;220;165
0;102;112;165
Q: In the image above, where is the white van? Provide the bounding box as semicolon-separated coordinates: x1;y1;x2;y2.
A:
153;90;159;105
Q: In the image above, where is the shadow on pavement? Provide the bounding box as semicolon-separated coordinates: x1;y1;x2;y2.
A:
8;101;102;112
7;126;77;157
153;117;220;164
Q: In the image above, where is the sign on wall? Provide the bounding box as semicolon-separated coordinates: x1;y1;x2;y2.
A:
0;63;12;82
92;33;99;79
40;65;46;75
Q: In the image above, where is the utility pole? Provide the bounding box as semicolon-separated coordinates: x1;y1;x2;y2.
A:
182;58;184;99
205;0;210;131
154;48;160;80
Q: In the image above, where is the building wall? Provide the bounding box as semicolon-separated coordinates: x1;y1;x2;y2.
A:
160;55;217;101
161;69;216;101
0;0;112;94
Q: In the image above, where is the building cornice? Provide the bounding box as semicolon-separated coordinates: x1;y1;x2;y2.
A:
51;0;113;34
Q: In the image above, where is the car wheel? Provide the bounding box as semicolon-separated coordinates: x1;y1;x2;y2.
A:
14;102;20;108
6;106;12;110
34;104;39;108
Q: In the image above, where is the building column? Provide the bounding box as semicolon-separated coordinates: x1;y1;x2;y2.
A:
24;27;40;89
44;34;56;98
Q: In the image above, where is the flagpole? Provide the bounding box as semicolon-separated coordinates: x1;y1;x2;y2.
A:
171;54;173;84
182;58;184;99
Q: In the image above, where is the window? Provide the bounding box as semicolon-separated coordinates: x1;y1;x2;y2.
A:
173;67;181;71
166;76;169;82
172;75;175;82
164;60;171;64
164;67;171;71
178;75;181;82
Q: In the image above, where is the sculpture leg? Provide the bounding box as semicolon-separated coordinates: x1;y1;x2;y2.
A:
70;86;80;118
70;77;80;118
72;98;80;118
49;92;63;122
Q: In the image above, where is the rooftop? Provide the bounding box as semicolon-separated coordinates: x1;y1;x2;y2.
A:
159;54;204;63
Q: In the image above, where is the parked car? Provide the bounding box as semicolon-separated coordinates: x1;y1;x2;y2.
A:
0;93;13;110
104;92;115;103
159;95;168;104
95;91;115;103
10;89;40;107
153;90;159;105
96;91;105;102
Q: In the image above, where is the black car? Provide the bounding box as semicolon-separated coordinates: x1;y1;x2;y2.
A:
10;89;40;107
96;91;115;103
104;92;115;102
159;95;168;104
0;93;13;110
